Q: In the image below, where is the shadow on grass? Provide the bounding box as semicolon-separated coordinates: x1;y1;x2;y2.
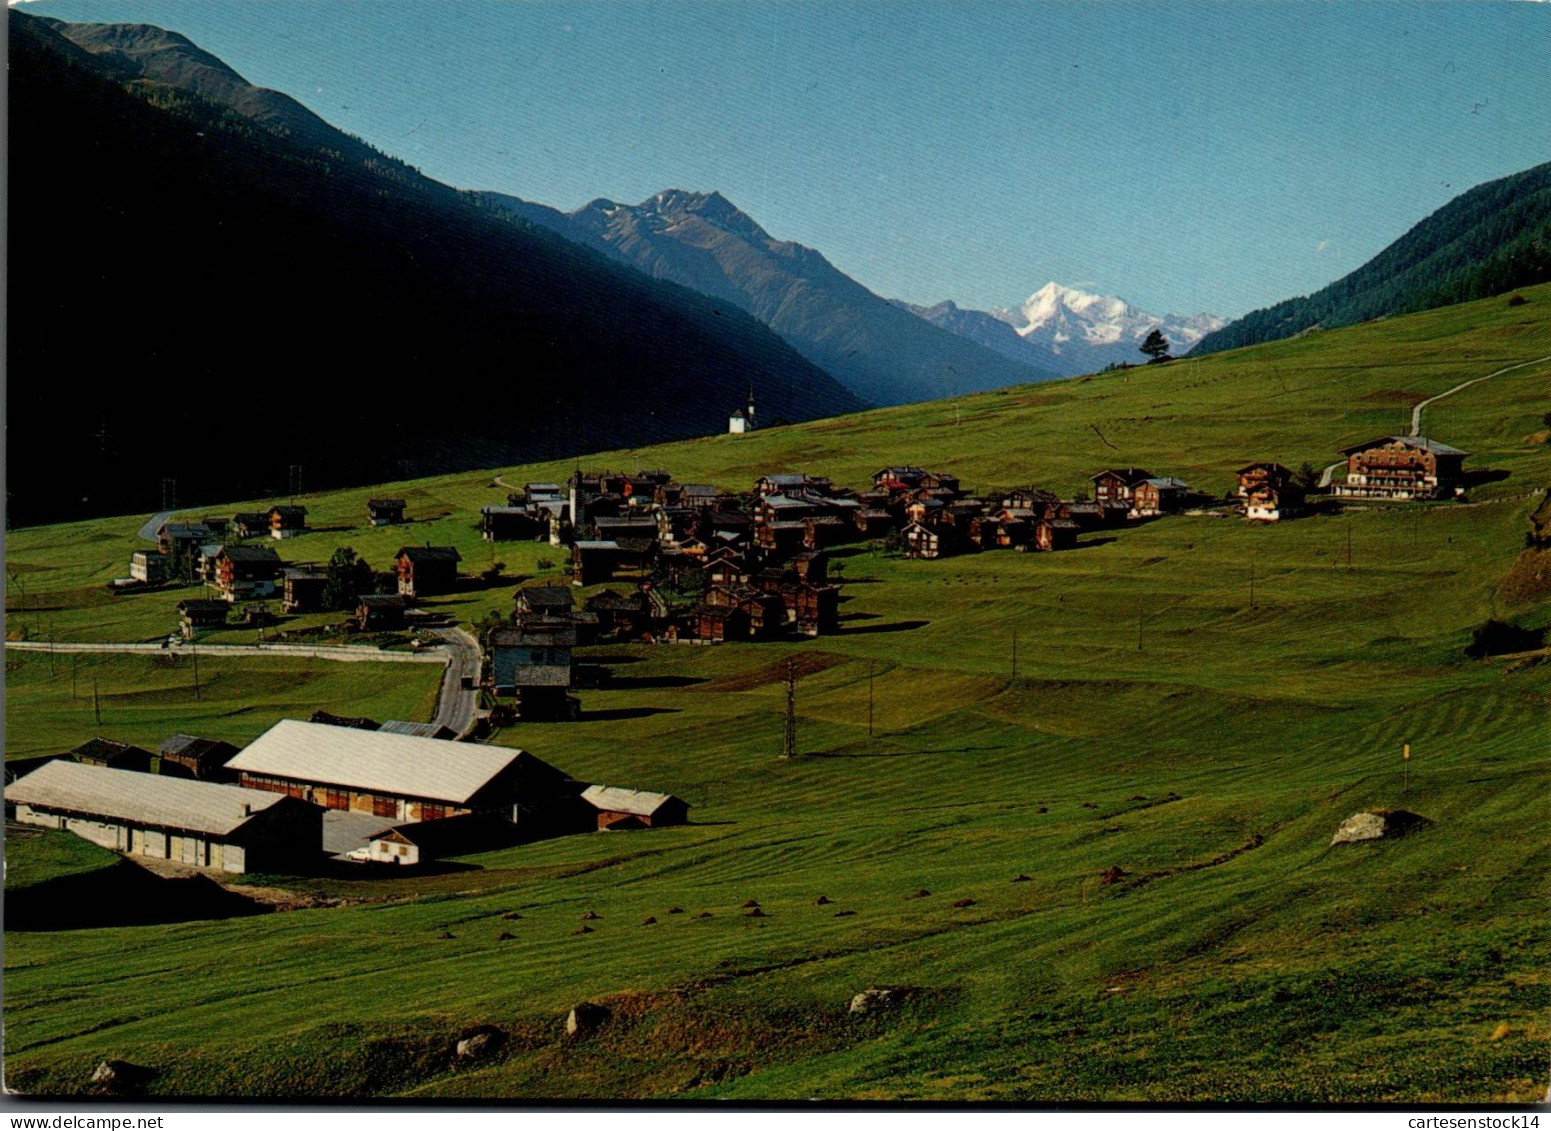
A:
583;707;682;721
7;860;271;931
599;674;708;689
1462;468;1510;490
838;619;929;634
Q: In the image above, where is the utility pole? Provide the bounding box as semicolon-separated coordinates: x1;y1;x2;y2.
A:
161;477;177;512
782;659;797;760
1403;741;1410;795
1346;519;1354;571
289;464;304;505
92;678;101;726
1136;601;1144;652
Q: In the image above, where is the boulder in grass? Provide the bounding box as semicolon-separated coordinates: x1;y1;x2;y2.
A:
91;1060;154;1092
1330;810;1430;846
566;1001;610;1039
848;987;913;1015
456;1025;504;1061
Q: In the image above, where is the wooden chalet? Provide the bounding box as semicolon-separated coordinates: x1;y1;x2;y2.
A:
201;517;232;537
1090;468;1154;505
854;507;894;538
968;516;1002;549
357;594;406;631
581;784;689;831
586;589;648;639
367;498;407;526
395;546;461;600
157;734;240;782
195;542;224;584
282;566;329;613
741;591;786;639
691;603;749;642
159;521;213;556
904;521;954;559
70;738;154;773
214;545;281;602
784;582;840;635
1034;518;1080;551
515;584;574;619
872;466;928;493
233;512;270;540
756;520;808;557
268;506;308;539
1238;463;1305;522
1131;477;1189;517
1332;436;1467;500
481;505;542;542
489;620;577;719
755;472;832;497
921;470;962;494
178;598;229;638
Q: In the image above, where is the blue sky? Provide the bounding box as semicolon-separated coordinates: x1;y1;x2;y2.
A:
21;0;1551;317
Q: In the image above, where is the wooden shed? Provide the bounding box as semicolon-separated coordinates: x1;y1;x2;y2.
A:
367;498;407;526
581;784;690;830
157;734;240;782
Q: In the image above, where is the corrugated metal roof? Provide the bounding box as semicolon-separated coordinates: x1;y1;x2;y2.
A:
227;720;523;804
6;760;292;835
581;784;678;816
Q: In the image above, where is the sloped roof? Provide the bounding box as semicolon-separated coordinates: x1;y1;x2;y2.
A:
1091;467;1154;485
6;760;293;836
581;784;682;817
1339;435;1467;457
517;585;573;609
1143;477;1190;490
220;545;281;563
227;719;523;804
368;498;407;509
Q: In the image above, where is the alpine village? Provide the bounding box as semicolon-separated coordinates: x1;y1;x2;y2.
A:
5;2;1550;1109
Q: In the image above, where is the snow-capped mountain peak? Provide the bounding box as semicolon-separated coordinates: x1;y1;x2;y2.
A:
987;282;1226;371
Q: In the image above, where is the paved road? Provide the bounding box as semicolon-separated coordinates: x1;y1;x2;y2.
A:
426;626;482;736
137;510;177;543
1409;354;1551;435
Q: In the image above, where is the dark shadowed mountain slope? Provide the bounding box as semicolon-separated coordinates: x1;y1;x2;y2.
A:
477;190;1061;406
1193;161;1551;356
6;14;861;526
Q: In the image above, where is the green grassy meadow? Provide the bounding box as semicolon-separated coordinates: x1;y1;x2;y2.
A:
3;286;1550;1101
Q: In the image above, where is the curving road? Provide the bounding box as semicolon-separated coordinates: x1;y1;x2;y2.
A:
1318;354;1551;490
425;626;482;736
137;510;177;543
1408;354;1551;435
